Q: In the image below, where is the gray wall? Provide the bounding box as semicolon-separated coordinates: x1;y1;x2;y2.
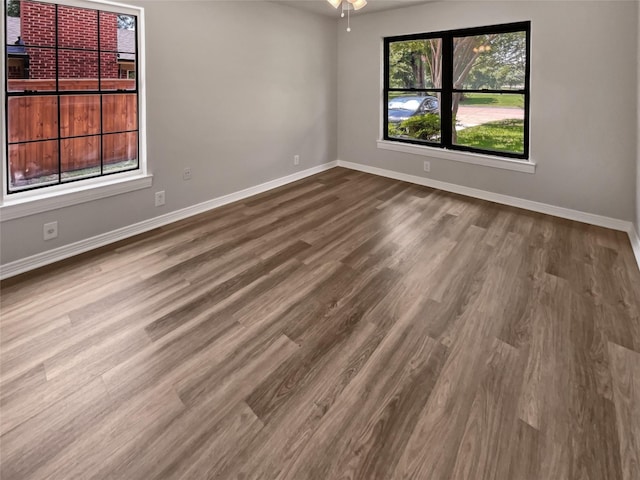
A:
0;0;338;265
338;0;638;221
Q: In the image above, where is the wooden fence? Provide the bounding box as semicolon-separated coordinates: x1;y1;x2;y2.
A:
8;78;136;92
8;79;138;181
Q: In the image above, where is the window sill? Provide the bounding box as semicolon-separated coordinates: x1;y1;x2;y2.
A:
0;173;153;222
377;140;536;174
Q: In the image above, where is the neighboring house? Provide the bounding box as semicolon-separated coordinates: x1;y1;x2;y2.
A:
6;6;135;81
6;15;20;43
6;16;27;79
117;28;136;78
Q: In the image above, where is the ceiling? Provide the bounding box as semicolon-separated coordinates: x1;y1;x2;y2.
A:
274;0;434;17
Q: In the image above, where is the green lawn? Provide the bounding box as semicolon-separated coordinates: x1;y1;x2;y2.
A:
459;93;524;108
456;119;524;154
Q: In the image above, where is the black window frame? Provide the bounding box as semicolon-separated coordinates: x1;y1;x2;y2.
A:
384;21;531;160
3;0;140;195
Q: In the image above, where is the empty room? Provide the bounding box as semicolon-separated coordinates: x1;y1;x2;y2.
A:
1;0;639;478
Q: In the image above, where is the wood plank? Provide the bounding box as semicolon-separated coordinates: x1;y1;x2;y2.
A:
506;420;540;480
449;338;523;480
28;385;185;480
247;267;401;423
0;378;112;480
609;342;640;480
275;301;448;480
390;304;500;479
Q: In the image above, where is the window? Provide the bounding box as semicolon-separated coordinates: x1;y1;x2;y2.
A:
384;22;530;160
3;0;142;194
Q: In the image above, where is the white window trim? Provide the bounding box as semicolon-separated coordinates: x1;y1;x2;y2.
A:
0;0;149;220
0;172;153;221
376;140;536;173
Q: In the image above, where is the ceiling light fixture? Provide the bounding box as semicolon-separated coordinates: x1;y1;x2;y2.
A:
327;0;367;32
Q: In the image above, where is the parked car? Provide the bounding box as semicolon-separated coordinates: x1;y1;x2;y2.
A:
388;95;439;123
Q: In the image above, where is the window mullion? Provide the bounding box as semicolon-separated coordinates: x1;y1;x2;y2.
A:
383;39;390;141
97;9;103;176
55;4;61;185
441;34;453;150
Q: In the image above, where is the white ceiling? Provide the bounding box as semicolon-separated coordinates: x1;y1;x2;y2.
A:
274;0;434;17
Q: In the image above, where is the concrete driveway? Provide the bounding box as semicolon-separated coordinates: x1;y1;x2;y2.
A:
455;105;524;129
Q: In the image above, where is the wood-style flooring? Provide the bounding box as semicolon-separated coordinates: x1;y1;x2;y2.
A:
1;167;639;480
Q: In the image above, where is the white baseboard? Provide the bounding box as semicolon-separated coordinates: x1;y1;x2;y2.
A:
337;160;640;272
337;160;632;232
630;226;640;271
0;161;338;280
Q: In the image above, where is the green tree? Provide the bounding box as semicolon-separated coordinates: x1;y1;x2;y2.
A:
466;32;526;89
401;113;440;142
7;0;20;17
118;14;135;29
389;32;525;142
389;39;441;89
389;37;489;142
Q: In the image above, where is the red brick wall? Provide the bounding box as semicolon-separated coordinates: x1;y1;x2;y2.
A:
100;12;119;79
20;2;119;80
20;2;56;47
25;46;56;79
58;5;98;50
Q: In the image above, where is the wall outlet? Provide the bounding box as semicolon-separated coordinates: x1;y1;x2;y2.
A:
423;161;431;172
183;167;192;181
155;191;166;207
43;221;58;241
294;155;300;166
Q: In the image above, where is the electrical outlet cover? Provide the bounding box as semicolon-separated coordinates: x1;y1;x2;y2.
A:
43;221;58;240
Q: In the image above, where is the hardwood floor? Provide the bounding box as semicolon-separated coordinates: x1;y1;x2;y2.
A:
1;167;639;480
